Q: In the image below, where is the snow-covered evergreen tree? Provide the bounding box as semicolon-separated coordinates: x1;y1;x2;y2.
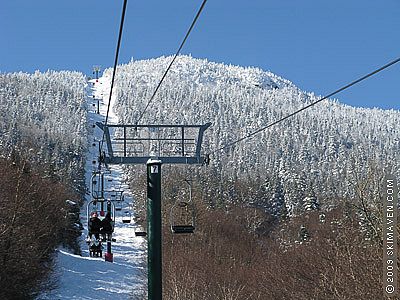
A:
103;55;399;216
0;71;88;186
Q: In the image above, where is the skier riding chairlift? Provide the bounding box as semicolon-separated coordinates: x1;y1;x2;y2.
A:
100;212;113;240
88;211;101;239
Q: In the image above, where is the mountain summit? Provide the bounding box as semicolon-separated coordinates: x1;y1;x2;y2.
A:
106;55;399;215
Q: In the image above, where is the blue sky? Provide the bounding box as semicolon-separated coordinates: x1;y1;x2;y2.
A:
1;0;399;109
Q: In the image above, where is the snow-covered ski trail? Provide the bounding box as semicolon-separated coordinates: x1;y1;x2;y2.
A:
38;75;146;300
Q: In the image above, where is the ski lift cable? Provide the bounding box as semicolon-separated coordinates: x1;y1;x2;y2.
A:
207;56;400;156
135;0;208;125
100;0;128;152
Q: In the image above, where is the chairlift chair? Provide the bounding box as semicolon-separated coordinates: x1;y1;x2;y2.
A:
87;200;116;235
135;225;147;237
170;201;195;234
91;171;104;200
115;201;123;211
122;211;132;223
170;180;195;234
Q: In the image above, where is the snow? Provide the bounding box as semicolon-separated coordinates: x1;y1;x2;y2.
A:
38;74;146;299
29;54;400;297
66;200;77;206
108;55;400;207
42;248;144;299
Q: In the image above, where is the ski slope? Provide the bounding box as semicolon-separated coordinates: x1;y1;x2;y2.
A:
38;75;146;299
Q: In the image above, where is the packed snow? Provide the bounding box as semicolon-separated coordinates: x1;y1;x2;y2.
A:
38;75;146;299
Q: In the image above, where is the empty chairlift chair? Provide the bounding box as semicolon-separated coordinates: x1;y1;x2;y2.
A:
170;201;195;234
170;179;196;234
115;201;123;211
111;191;124;211
135;225;147;237
122;211;131;223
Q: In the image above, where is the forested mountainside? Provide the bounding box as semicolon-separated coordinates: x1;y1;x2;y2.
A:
0;71;87;298
0;71;88;185
106;55;400;217
0;58;396;299
100;56;398;299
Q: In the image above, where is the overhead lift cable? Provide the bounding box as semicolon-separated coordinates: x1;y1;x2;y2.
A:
135;0;208;125
100;0;128;152
207;57;400;156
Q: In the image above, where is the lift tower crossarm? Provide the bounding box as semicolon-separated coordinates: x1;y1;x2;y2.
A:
96;122;211;165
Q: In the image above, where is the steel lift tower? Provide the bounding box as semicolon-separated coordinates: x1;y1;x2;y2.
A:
96;122;211;300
